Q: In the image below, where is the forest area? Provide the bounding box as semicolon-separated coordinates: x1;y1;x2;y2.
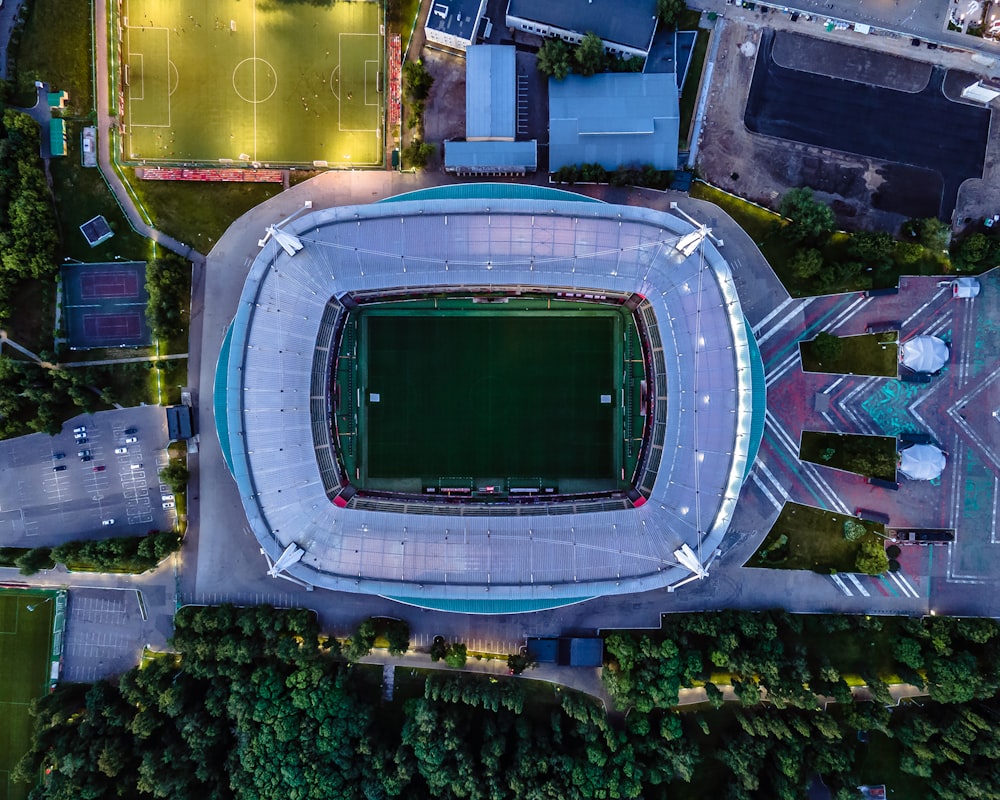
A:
14;605;1000;800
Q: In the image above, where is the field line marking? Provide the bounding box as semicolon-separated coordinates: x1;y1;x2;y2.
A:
252;0;257;161
365;60;379;106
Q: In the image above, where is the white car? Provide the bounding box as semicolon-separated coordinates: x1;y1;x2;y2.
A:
73;426;86;434
114;447;127;454
124;436;138;444
102;519;115;526
161;494;175;502
162;501;175;510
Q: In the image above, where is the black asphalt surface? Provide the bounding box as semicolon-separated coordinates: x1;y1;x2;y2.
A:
745;29;991;219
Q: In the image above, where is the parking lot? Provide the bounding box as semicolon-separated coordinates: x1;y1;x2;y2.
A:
62;589;148;682
0;405;175;547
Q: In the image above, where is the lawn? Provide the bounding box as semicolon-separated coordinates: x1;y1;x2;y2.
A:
126;170;281;251
746;502;886;573
6;280;55;355
387;0;421;55
0;590;58;800
359;309;620;488
49;127;151;263
800;432;897;481
800;332;899;376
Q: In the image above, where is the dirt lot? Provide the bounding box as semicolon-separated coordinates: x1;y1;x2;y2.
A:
696;21;1000;232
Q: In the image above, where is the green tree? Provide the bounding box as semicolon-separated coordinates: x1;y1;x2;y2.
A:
779;187;836;243
843;519;867;542
848;230;895;270
537;37;572;80
14;546;54;575
385;619;410;656
810;331;843;362
790;247;824;280
444;643;468;668
402;59;434;102
401;140;435;169
902;217;950;251
657;0;687;27
159;461;190;494
855;537;889;575
574;32;606;76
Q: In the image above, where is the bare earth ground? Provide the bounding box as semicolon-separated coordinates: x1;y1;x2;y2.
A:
697;21;1000;232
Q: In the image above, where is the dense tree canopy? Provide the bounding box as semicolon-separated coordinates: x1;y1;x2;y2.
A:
145;255;191;341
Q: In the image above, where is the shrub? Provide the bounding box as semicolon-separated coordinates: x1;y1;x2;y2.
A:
444;643;468;669
843;519;867;542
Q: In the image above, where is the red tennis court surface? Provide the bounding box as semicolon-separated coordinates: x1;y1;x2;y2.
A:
83;312;142;339
81;272;140;299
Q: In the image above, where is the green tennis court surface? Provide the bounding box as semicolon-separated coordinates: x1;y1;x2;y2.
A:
117;0;383;166
0;591;57;800
349;303;632;494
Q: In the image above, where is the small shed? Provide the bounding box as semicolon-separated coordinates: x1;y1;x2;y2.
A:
166;405;194;440
952;277;981;298
526;638;558;664
557;638;604;667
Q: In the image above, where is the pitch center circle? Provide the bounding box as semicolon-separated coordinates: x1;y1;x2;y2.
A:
232;57;277;104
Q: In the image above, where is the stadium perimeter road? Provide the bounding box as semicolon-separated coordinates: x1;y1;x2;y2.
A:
0;406;174;548
745;28;991;220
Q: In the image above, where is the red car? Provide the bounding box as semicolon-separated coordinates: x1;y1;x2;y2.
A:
92;465;106;472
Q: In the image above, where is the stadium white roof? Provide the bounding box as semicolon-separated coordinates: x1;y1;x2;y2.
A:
218;187;757;612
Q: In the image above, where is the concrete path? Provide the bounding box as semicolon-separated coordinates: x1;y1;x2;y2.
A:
61;353;188;368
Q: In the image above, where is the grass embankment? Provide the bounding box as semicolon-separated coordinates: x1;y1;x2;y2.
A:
387;0;423;54
800;432;897;481
126;172;281;252
678;14;711;150
747;502;886;572
800;332;899;376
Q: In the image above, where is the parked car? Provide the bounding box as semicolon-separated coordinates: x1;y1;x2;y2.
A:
124;427;137;435
53;452;65;459
53;465;67;472
161;494;175;502
75;437;89;445
102;519;115;526
124;436;138;444
73;426;86;434
81;456;93;462
162;502;175;509
114;447;128;455
92;465;106;472
78;449;91;458
74;431;87;439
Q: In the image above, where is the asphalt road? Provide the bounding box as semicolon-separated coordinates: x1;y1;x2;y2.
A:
0;406;174;548
745;29;991;218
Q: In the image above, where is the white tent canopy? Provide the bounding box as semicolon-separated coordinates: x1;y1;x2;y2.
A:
899;444;946;481
900;335;949;374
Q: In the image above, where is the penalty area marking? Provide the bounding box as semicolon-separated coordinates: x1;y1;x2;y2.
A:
125;25;172;129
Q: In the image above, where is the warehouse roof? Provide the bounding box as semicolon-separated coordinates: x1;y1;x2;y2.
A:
549;73;680;171
467;45;516;140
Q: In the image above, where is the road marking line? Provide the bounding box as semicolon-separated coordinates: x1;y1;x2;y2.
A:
845;573;870;597
756;298;814;346
830;574;852;596
751;472;783;511
752;296;794;334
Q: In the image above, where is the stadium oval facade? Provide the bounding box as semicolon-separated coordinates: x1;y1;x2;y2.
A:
216;185;765;613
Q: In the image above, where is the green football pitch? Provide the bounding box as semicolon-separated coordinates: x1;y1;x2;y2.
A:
117;0;383;166
350;304;630;493
0;591;57;800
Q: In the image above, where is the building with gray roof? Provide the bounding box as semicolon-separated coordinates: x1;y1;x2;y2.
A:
425;0;488;53
216;184;763;614
506;0;658;59
444;140;537;174
549;73;680;172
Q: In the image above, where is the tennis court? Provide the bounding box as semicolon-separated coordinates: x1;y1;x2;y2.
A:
61;262;152;349
0;591;59;800
115;0;384;166
348;303;632;494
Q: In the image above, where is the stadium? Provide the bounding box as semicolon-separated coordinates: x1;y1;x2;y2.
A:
216;185;765;613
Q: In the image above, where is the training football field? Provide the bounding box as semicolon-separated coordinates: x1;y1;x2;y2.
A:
354;306;626;492
0;591;57;800
118;0;383;166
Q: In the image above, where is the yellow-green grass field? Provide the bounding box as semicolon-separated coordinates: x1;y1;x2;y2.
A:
0;591;58;800
116;0;384;166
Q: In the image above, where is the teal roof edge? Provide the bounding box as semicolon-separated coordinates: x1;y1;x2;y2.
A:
378;183;604;204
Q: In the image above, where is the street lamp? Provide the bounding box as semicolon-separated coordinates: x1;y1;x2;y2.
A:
26;595;54;612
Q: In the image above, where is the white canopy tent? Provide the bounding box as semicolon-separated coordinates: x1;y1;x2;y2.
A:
952;277;981;298
900;335;949;374
899;444;946;481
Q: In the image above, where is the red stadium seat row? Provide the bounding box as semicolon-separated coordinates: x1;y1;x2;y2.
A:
136;167;284;183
